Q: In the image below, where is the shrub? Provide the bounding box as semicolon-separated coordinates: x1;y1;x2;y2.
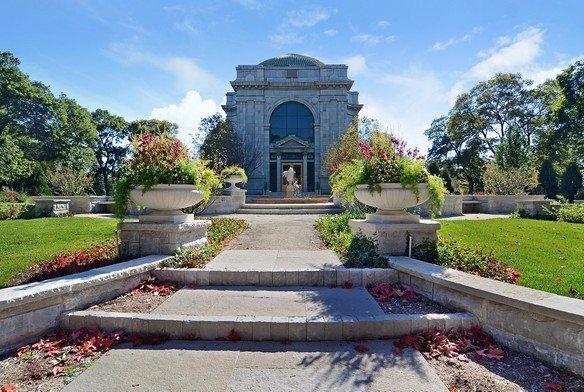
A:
412;240;520;284
561;162;583;202
0;190;28;203
538;160;558;199
163;218;248;268
113;133;220;220
11;241;118;285
46;163;92;196
314;212;386;268
0;202;34;220
482;162;538;195
556;202;584;223
330;138;446;215
220;165;248;184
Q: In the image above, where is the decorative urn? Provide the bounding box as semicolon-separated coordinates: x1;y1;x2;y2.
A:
354;183;429;223
129;184;204;224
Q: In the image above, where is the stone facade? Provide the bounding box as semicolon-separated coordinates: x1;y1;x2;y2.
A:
222;54;362;195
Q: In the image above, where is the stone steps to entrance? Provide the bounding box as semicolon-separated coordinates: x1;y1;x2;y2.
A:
62;286;477;342
237;202;342;215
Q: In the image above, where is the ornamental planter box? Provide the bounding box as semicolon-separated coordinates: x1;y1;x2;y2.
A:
349;183;440;256
119;184;210;258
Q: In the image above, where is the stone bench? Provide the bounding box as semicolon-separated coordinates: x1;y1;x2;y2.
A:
95;201;115;214
32;198;70;217
461;200;482;214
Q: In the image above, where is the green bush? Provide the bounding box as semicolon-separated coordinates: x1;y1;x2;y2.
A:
0;202;34;220
314;212;386;268
0;190;29;203
412;240;520;284
556;202;584;223
220;165;248;184
163;218;248;268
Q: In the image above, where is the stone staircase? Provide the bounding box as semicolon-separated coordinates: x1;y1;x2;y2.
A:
237;202;343;215
60;252;477;343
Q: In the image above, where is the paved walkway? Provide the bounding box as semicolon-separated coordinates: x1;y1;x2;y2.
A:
63;340;446;392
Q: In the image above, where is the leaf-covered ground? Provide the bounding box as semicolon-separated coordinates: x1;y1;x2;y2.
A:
439;218;584;298
0;217;117;288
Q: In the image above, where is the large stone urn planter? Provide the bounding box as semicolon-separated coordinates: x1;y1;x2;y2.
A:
119;184;210;258
130;184;204;224
349;183;440;256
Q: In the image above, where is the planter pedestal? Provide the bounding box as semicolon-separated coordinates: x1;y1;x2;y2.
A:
349;214;440;256
118;219;210;259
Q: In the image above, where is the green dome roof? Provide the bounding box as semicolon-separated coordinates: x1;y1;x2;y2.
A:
259;54;324;67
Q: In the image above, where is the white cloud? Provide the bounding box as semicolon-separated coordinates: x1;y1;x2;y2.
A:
324;29;338;37
150;90;221;146
342;55;367;76
377;20;390;29
431;26;483;51
107;41;223;97
231;0;264;10
288;8;331;27
351;34;395;45
269;31;303;46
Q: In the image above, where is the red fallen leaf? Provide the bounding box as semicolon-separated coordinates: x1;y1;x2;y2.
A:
186;283;197;289
448;387;458;392
544;381;563;392
227;330;241;342
1;385;17;392
475;347;504;359
456;354;469;362
353;344;369;353
342;281;353;289
52;366;67;376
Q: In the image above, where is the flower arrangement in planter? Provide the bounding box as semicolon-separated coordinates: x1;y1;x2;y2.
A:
113;133;220;221
331;137;446;216
220;165;248;192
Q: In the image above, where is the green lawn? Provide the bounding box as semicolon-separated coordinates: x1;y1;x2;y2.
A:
0;217;117;288
438;218;584;297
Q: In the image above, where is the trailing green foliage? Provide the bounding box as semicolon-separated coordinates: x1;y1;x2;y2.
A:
314;212;386;268
220;165;248;184
163;218;248;268
113;133;220;220
412;240;520;284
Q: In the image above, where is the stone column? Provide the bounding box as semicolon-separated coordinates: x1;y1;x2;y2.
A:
302;151;308;192
276;153;282;192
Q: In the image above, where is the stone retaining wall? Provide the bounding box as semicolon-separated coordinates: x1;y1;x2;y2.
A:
462;195;546;214
386;256;584;377
200;193;245;215
0;255;168;355
31;195;109;214
411;195;463;217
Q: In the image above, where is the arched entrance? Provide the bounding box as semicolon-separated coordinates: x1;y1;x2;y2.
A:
269;101;315;193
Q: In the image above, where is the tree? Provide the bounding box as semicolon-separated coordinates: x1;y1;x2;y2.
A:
324;116;360;172
538;160;558;199
0;133;34;188
440;168;454;193
483;162;538;195
426;161;440;176
425;116;485;194
91;109;129;195
494;126;530;169
555;61;584;166
560;162;583;202
128;119;178;137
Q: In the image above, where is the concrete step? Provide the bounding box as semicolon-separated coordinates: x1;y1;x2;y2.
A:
152;267;397;287
62;340;448;392
237;202;343;215
62;286;477;341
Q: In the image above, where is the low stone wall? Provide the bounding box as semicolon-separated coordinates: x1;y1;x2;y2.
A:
0;255;168;355
516;199;559;217
411;195;463;217
463;195;546;214
31;196;111;214
200;193;245;215
386;256;584;377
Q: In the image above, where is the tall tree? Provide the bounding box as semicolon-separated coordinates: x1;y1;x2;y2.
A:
91;109;129;195
538;160;558;199
555;61;584;166
128;119;178;137
561;162;583;202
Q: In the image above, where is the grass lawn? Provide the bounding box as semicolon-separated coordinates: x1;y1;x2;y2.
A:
0;217;117;288
439;218;584;298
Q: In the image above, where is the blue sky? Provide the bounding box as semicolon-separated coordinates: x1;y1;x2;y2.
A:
2;0;583;151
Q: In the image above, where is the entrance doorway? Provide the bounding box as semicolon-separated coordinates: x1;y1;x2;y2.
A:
281;163;303;191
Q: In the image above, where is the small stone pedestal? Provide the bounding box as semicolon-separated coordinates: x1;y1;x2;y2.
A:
349;213;440;256
118;219;210;259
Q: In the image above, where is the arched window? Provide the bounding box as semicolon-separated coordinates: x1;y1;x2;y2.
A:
269;101;314;143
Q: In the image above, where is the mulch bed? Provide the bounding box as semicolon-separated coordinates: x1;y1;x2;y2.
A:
368;283;454;314
87;278;179;313
430;349;584;391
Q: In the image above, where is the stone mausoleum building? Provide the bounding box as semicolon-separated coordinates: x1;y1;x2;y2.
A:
222;54;362;195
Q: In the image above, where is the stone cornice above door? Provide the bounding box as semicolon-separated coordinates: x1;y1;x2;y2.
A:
272;135;312;151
